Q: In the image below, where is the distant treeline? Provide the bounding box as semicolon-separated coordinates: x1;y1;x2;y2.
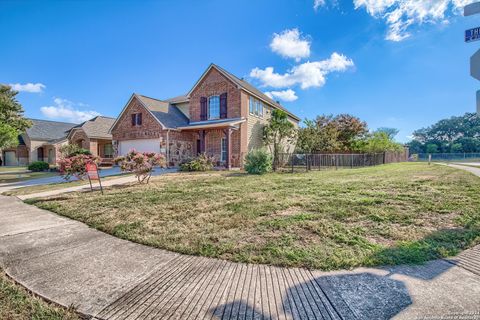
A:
408;112;480;154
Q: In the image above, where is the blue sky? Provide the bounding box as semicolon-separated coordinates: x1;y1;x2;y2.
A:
1;0;479;142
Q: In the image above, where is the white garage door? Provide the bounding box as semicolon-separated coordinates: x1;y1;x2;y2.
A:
4;151;17;166
118;139;161;155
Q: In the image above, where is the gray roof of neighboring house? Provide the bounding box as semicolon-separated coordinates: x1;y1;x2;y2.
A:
26;119;76;141
136;94;190;129
71;116;115;139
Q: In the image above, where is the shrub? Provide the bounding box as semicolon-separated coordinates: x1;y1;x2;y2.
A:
115;149;166;183
179;153;215;172
244;149;272;174
28;161;50;172
59;144;92;157
57;154;99;181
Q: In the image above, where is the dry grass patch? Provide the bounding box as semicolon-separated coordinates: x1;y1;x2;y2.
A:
0;269;79;320
30;163;480;270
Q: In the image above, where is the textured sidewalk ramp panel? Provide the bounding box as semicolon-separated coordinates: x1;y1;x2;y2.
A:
446;245;480;276
96;260;346;320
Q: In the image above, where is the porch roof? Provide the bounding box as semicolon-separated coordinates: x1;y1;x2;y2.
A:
176;117;246;131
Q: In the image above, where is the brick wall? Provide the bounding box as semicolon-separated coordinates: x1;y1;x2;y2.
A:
111;96;164;141
69;130;90;150
189;68;242;122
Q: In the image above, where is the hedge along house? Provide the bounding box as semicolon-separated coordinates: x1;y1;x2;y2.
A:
110;64;300;168
2;119;76;166
66;116;116;165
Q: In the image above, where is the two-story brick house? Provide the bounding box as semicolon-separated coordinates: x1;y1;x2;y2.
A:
110;64;300;168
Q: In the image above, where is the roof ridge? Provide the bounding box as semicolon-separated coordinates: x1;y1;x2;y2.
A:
28;118;77;125
136;93;168;103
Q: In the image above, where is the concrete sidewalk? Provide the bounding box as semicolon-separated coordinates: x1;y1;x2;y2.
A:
0;195;479;320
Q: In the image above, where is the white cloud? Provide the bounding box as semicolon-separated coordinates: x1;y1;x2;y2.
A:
9;83;46;93
265;89;299;102
40;98;100;123
314;0;326;10
250;52;354;89
353;0;476;41
270;28;311;61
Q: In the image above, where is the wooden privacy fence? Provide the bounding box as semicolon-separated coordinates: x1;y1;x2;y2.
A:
275;150;408;172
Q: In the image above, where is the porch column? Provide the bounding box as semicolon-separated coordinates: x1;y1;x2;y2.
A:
224;127;232;169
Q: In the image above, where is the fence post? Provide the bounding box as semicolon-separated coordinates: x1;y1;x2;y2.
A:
335;155;338;170
351;154;353;168
291;154;294;173
383;152;386;164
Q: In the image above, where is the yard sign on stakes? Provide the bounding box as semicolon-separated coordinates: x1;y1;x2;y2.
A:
465;2;480;114
86;162;103;194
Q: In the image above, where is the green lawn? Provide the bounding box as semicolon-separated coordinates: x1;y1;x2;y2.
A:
0;269;78;320
30;163;480;270
0;171;57;184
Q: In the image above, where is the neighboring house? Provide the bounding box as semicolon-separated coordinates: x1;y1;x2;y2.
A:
110;64;300;168
67;116;116;165
1;116;115;166
2;119;76;166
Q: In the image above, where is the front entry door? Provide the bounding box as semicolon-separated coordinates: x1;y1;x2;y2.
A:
37;147;44;162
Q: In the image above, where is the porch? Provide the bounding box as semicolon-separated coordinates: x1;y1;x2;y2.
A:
177;118;245;169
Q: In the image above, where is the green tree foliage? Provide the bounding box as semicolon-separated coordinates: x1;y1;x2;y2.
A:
297;114;367;152
376;127;399;139
263;109;296;171
353;131;404;153
408;113;480;153
0;85;31;149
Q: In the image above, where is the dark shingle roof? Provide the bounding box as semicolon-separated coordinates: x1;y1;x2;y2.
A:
26;119;76;141
210;64;300;121
136;94;190;128
71;116;115;139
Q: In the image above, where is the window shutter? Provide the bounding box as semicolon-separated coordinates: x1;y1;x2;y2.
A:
131;114;136;126
200;97;207;121
220;93;227;119
138;113;142;125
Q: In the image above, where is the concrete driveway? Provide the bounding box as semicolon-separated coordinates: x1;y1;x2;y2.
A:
0;166;172;193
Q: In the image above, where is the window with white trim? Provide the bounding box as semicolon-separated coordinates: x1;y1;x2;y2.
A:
208;95;220;120
249;97;263;117
221;138;227;162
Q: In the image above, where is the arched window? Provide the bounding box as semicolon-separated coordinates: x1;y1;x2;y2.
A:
208;95;220;120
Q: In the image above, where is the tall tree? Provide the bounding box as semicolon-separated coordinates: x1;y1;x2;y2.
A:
263;109;296;171
408;113;480;153
376;127;399;140
0;85;31;149
297;114;367;153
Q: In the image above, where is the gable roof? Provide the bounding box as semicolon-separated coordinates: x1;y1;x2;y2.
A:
136;95;190;128
69;116;115;140
109;93;190;133
25;119;76;141
187;64;300;121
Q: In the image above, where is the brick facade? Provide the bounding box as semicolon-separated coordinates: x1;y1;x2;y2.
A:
189;68;242;122
111;97;164;141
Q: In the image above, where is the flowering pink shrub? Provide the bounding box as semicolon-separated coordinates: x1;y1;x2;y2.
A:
114;149;166;183
57;154;99;181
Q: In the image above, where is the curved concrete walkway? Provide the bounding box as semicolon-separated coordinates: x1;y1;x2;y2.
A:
1;163;480;319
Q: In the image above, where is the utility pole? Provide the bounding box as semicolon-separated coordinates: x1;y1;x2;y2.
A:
464;2;480;114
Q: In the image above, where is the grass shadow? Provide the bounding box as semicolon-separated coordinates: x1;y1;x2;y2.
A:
368;228;480;277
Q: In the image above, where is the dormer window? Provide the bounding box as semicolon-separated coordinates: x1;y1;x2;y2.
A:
208;95;220;120
131;113;142;126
